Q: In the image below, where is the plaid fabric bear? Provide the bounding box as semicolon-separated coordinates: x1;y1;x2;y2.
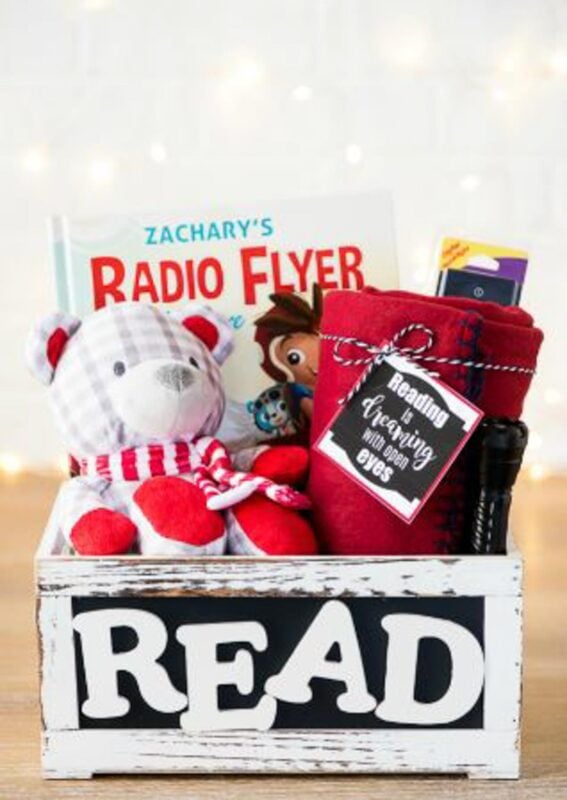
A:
27;302;317;557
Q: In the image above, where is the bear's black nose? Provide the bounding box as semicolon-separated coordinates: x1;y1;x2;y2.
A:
156;364;194;393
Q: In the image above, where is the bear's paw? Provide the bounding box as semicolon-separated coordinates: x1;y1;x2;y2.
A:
70;509;137;556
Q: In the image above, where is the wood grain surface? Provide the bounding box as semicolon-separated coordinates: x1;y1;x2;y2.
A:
1;473;566;798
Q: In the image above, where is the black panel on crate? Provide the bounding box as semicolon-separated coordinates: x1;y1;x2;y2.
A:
72;596;484;730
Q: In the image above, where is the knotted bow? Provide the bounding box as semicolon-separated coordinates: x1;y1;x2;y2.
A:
322;322;536;406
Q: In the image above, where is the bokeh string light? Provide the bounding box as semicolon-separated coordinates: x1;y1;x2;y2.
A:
291;85;313;102
546;50;567;76
460;174;482;193
345;144;363;165
87;157;115;187
149;143;168;164
21;146;50;174
0;453;24;477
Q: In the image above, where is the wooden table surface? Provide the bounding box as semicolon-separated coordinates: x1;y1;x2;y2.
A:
1;473;565;799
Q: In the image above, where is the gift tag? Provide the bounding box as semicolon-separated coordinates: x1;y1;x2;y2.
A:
315;351;483;523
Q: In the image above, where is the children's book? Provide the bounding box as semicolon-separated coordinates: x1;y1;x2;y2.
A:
50;194;398;446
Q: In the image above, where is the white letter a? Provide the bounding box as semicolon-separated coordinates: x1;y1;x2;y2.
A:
265;600;376;714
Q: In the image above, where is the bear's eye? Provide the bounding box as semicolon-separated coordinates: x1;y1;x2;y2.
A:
189;356;200;369
113;361;126;377
279;401;286;411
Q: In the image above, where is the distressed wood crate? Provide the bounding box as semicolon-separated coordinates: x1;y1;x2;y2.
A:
36;490;522;781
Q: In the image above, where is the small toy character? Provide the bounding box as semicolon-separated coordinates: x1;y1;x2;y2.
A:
26;302;317;557
254;285;322;432
247;385;297;438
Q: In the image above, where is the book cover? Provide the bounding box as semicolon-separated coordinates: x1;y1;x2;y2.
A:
50;194;398;446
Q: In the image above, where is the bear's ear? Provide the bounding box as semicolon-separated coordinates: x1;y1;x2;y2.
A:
172;304;234;365
26;312;81;385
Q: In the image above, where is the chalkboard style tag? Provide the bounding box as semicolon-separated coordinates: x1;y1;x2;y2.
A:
315;351;483;523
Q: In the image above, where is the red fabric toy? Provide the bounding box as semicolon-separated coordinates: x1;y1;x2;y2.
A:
27;302;317;557
309;288;543;555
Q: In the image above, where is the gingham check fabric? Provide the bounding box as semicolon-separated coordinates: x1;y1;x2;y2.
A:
25;311;81;385
47;302;227;457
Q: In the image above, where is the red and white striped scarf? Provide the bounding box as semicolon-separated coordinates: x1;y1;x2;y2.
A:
78;436;310;511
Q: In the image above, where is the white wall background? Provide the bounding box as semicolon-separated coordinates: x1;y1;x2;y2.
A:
1;0;566;474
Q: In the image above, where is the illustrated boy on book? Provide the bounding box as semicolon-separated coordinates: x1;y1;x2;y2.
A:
251;285;322;439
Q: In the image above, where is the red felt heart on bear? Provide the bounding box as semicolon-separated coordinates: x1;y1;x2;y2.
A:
134;476;225;546
70;508;137;556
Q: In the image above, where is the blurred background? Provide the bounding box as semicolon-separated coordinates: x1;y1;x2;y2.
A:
1;0;566;475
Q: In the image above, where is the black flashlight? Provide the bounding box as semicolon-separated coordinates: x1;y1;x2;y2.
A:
469;418;528;555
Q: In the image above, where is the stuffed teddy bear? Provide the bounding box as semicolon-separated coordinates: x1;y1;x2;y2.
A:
26;301;318;557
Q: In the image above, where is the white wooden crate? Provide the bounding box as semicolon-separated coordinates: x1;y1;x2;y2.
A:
36;490;522;781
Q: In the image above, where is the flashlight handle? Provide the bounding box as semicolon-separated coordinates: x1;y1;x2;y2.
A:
467;418;528;556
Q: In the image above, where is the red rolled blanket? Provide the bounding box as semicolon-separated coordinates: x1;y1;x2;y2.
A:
309;288;543;555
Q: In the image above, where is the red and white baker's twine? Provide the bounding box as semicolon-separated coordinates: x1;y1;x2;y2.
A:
322;323;536;406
